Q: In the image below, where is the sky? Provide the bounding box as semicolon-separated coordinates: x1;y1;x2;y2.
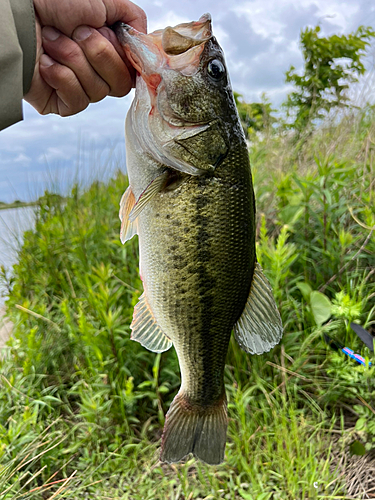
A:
0;0;374;203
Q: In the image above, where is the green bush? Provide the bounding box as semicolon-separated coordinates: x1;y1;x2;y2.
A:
0;108;374;498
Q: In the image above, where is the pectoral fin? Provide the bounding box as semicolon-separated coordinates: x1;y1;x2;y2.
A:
234;262;283;354
129;170;169;222
131;293;172;352
119;186;138;243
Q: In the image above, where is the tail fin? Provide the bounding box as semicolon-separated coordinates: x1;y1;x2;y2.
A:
160;392;227;465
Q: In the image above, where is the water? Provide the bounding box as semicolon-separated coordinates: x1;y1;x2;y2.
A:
0;207;36;306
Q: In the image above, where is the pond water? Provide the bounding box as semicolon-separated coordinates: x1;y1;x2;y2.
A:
0;207;36;305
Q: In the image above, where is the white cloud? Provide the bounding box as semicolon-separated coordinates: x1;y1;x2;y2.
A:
312;1;359;30
0;0;374;202
232;2;285;38
0;144;26;153
148;11;189;32
37;147;72;163
232;0;360;38
13;153;31;164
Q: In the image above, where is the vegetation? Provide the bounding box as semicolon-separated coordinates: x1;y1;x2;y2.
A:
241;25;375;136
0;22;375;500
284;25;375;132
0;200;37;211
234;92;276;137
0;104;374;498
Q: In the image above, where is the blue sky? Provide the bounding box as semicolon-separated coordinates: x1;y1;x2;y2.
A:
0;0;374;202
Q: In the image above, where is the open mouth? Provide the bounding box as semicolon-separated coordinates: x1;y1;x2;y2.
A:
112;14;213;80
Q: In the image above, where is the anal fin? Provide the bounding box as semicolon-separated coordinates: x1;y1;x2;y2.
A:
131;293;172;353
119;186;138;243
234;262;283;354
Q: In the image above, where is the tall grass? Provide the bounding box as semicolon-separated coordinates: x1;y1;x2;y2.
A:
0;108;374;498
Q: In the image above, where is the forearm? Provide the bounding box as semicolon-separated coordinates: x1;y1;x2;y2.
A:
0;0;36;131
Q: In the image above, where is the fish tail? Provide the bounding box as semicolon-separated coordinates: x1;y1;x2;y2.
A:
160;391;227;465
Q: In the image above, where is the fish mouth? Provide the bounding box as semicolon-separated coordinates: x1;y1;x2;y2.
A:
113;15;223;177
112;14;213;82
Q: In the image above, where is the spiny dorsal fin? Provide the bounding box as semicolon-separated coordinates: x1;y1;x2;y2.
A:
234;262;283;354
119;186;138;243
131;293;172;353
129;170;169;222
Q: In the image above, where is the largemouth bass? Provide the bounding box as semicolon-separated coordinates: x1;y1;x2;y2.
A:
114;14;283;465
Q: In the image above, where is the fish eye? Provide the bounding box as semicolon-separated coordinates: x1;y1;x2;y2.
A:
207;59;226;81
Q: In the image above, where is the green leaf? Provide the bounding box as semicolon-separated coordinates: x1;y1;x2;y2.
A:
349;440;366;456
297;282;313;302
239;489;254;500
284;24;375;132
310;291;332;325
355;417;367;431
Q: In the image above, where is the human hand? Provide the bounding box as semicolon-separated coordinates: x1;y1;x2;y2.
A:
24;0;146;116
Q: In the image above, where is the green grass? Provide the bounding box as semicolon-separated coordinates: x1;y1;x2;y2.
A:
0;202;37;211
0;107;374;498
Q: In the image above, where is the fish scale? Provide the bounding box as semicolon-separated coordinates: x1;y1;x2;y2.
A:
114;13;283;465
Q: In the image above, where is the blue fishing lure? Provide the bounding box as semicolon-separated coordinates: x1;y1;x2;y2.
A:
324;322;374;367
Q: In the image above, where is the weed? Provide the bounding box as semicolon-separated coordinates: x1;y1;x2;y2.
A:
0;108;375;498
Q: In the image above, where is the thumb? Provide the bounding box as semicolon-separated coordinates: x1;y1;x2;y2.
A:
105;0;147;33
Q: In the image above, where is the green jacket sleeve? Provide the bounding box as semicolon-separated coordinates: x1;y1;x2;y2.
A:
0;0;36;131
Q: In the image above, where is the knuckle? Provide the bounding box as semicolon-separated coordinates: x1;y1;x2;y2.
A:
91;38;111;61
109;81;131;98
61;97;89;117
108;71;132;97
135;7;147;30
90;86;109;103
40;101;53;115
52;63;74;84
60;43;82;63
40;93;58;116
39;105;50;115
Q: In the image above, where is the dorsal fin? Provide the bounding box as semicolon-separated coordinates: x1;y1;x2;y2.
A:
234;262;283;354
119;186;138;243
131;293;172;353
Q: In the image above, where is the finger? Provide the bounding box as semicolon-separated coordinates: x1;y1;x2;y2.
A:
24;66;54;115
39;54;90;116
98;26;135;81
24;19;54;114
42;26;110;103
98;26;128;63
73;25;133;97
34;0;106;37
107;0;147;33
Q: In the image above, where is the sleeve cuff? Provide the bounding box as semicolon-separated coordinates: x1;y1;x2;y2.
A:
10;0;36;95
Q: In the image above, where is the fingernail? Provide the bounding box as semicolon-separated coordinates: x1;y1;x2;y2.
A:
39;54;55;67
73;26;93;41
43;26;60;41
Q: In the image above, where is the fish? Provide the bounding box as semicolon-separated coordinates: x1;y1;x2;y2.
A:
113;14;283;465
